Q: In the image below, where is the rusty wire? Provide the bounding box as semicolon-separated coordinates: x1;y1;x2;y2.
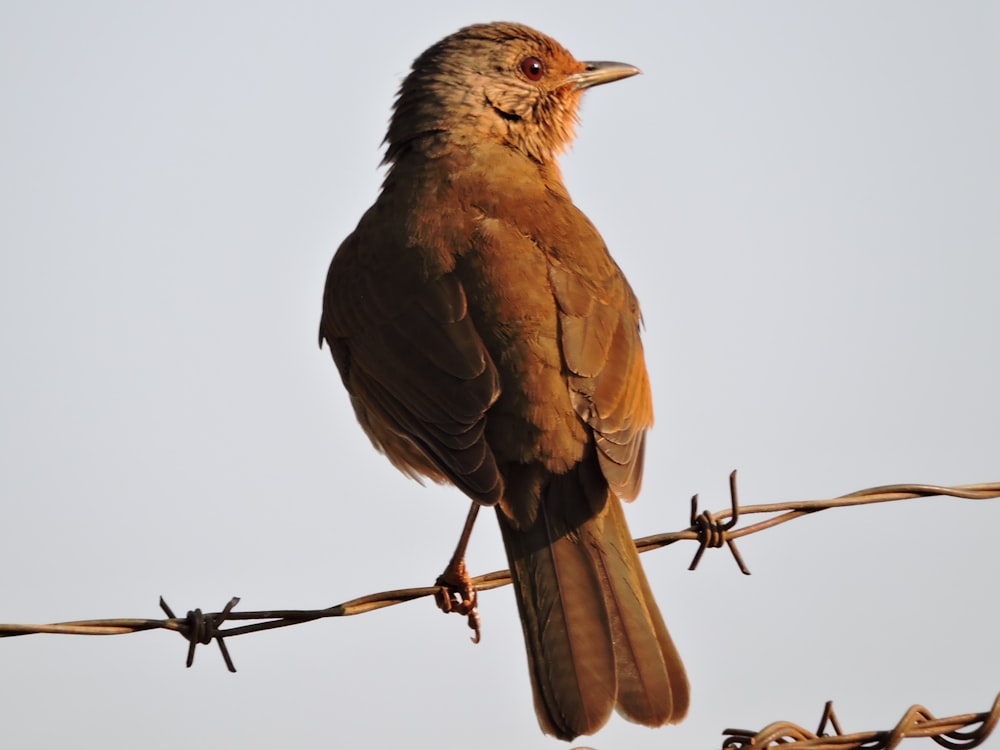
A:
722;694;1000;750
0;475;997;673
640;473;1000;575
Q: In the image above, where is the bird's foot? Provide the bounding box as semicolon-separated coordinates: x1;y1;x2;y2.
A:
434;558;481;644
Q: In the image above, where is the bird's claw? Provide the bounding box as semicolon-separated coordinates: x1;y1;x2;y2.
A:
434;559;481;644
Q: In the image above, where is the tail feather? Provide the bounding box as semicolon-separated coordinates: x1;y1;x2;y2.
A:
497;464;689;740
595;493;689;725
498;484;616;737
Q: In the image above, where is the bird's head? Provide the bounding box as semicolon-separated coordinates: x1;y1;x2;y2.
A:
383;22;639;166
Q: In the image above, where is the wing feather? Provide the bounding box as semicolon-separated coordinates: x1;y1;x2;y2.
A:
548;230;652;502
320;216;503;505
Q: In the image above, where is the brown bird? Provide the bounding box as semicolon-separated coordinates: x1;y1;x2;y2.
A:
320;22;688;740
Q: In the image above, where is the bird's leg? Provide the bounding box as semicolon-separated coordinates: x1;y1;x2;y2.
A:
434;501;482;643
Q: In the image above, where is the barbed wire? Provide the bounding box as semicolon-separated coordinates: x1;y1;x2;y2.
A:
643;473;1000;574
721;693;1000;750
1;474;997;673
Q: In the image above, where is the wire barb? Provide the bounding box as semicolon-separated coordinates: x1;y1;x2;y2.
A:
161;596;241;672
720;694;1000;750
816;701;844;737
689;469;751;574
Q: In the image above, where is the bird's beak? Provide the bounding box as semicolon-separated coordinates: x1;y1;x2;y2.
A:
567;61;641;91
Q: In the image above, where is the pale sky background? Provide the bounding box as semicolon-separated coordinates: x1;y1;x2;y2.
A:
1;2;998;749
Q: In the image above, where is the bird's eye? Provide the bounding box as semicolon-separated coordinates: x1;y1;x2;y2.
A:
519;56;545;81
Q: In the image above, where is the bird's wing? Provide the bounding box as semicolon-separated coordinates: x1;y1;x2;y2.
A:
547;227;653;502
319;207;503;505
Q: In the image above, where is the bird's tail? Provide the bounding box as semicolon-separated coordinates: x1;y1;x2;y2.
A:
496;463;689;741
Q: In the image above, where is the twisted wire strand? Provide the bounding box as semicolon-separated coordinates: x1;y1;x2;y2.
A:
1;477;996;666
722;693;1000;750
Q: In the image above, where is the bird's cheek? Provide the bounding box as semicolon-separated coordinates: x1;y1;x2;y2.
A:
484;84;535;120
